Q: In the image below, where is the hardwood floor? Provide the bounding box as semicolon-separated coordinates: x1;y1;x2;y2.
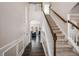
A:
22;37;45;56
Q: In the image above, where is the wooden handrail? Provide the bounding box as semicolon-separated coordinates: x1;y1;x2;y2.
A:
42;11;57;56
68;20;79;30
50;8;67;23
50;8;79;30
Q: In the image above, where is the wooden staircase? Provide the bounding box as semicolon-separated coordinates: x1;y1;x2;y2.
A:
46;15;78;56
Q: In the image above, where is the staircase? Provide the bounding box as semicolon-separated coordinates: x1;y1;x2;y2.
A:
46;15;78;56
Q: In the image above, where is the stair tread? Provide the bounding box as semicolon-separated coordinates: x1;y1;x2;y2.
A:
56;39;67;42
56;48;78;56
56;33;64;37
52;26;59;29
56;52;77;56
57;36;64;39
56;44;71;48
52;28;60;30
53;31;62;33
56;41;70;44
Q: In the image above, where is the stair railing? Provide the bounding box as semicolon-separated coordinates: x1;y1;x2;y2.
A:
50;7;79;53
68;14;79;50
50;8;67;23
42;10;57;56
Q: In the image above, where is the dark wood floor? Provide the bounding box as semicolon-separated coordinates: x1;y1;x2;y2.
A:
22;37;45;56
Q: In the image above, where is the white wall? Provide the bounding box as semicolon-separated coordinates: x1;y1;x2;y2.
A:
29;4;42;24
71;3;79;13
0;2;30;56
30;20;40;32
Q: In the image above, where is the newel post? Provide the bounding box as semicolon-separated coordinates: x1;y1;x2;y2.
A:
53;33;57;56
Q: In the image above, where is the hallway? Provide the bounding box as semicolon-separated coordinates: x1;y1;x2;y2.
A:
22;3;45;56
22;36;45;56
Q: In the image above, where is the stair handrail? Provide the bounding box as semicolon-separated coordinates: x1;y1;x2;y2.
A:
68;20;79;30
42;10;57;56
50;8;67;23
50;8;79;30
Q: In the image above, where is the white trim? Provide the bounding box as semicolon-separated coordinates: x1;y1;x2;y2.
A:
0;35;25;50
1;35;25;56
41;41;48;56
67;36;79;53
0;39;18;50
0;37;22;50
67;13;79;53
67;14;70;20
3;42;17;56
41;31;48;56
16;43;19;56
17;39;24;56
17;48;24;56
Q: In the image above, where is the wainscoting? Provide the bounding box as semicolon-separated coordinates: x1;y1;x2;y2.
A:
0;34;30;56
